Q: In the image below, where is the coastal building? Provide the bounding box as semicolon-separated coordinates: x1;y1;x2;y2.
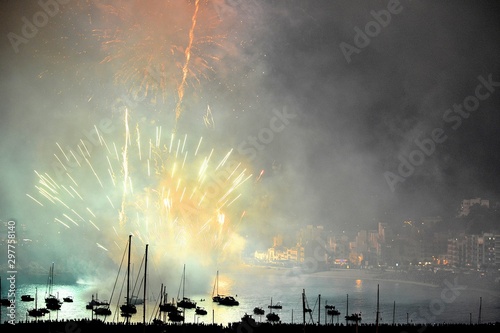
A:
459;198;490;217
254;196;500;270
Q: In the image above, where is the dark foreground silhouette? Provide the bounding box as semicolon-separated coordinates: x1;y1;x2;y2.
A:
1;319;499;333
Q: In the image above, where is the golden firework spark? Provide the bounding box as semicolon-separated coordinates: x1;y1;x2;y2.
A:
28;115;253;269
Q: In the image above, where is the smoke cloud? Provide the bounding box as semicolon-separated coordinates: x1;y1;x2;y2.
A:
1;0;499;287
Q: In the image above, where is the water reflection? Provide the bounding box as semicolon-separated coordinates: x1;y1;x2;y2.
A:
2;268;499;325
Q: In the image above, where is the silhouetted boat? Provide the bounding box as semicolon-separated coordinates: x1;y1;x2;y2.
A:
345;294;361;323
120;235;137;316
27;308;45;317
345;313;362;322
168;308;184;322
176;264;196;309
89;293;112;316
159;298;177;312
177;296;197;309
212;270;223;302
268;297;282;309
218;295;239;306
44;262;62;310
63;296;74;302
195;306;207;315
266;312;280;322
93;305;112;316
85;294;109;309
158;284;177;313
242;313;257;325
212;270;239;306
326;304;340;316
40;307;50;314
266;297;280;322
21;295;34;302
27;287;45;318
253;307;265;315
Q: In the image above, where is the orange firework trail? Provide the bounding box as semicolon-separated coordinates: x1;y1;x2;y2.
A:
175;0;200;123
93;0;224;122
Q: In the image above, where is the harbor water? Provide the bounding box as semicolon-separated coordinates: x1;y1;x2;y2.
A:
2;266;499;325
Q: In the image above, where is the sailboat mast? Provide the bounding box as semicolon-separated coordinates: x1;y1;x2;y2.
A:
183;264;186;299
375;284;380;333
318;294;321;325
127;234;132;307
143;244;148;325
346;294;348;315
302;289;306;326
478;296;482;324
393;300;395;325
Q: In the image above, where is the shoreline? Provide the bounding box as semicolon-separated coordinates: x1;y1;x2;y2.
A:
239;264;500;295
310;269;440;288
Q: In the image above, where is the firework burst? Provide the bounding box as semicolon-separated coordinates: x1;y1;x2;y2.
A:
94;0;224;119
28;111;253;270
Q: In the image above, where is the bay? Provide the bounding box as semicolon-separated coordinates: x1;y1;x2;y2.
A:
2;266;499;326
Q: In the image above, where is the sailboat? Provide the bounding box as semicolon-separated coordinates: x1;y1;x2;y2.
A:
212;270;239;306
93;291;112;317
85;293;108;309
93;304;112;316
120;235;137;316
218;294;239;306
325;304;340;316
266;297;280;322
168;308;185;322
159;285;177;313
176;264;196;309
27;287;45;318
212;270;223;302
253;307;265;315
45;262;62;310
268;297;282;309
344;293;361;324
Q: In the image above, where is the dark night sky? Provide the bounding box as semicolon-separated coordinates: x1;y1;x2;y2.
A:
1;0;500;270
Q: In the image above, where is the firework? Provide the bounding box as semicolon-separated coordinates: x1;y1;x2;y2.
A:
28;112;253;270
94;0;225;119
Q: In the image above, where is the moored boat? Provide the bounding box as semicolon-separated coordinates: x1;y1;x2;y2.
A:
266;312;280;322
120;235;137;317
176;264;196;309
253;306;265;315
195;306;208;315
218;295;239;306
27;287;46;318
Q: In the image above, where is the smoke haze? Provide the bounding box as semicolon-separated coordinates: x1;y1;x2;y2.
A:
1;0;500;285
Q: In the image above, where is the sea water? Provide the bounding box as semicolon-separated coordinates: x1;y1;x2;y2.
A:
2;266;499;325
